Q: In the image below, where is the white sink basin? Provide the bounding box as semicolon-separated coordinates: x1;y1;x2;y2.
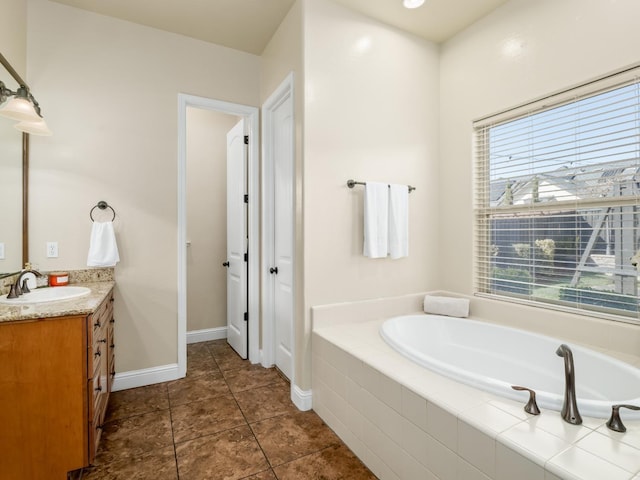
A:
0;286;91;305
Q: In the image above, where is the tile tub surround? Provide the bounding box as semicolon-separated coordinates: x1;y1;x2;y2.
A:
311;302;640;479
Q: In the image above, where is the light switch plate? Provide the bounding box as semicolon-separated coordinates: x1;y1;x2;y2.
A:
0;242;4;259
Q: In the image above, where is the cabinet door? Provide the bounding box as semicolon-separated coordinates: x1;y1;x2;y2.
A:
0;316;88;479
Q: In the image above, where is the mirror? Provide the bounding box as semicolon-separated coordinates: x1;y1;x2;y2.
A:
0;55;28;276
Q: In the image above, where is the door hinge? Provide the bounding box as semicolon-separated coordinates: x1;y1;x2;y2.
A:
244;252;248;262
244;135;249;145
244;194;248;204
244;312;248;321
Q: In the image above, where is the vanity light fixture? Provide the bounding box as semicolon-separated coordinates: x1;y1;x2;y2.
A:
0;51;51;136
403;0;425;8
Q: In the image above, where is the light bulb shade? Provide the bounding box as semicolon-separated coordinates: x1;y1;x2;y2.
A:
14;118;52;136
403;0;425;8
0;96;41;122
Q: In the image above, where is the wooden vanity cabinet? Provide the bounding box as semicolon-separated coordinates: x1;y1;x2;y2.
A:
0;288;115;480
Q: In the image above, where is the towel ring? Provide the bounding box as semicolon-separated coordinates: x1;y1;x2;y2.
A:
90;201;116;222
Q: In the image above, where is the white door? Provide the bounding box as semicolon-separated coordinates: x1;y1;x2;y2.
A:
225;119;248;358
269;88;295;379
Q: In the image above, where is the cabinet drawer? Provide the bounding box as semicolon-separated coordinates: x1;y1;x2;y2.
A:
88;332;107;378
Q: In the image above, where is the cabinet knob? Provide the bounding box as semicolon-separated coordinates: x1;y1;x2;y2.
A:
94;385;102;392
94;320;101;328
94;349;101;357
99;339;107;344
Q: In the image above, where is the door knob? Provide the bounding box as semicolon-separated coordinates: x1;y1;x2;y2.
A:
222;261;230;267
269;267;279;275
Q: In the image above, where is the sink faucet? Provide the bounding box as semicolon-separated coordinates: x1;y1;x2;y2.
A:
7;269;43;299
556;344;582;425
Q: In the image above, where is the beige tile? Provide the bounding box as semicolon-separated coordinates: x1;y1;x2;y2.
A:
499;420;571;466
427;401;458;452
457;457;492;480
576;430;640;473
495;442;544;480
401;386;428;431
458;422;495;478
547;446;632;480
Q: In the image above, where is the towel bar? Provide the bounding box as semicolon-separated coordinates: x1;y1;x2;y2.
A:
347;179;416;192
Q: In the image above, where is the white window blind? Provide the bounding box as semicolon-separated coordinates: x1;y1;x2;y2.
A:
474;67;640;321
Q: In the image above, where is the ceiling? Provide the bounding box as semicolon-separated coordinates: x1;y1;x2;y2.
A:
49;0;509;55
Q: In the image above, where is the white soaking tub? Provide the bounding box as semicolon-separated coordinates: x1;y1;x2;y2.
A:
380;314;640;419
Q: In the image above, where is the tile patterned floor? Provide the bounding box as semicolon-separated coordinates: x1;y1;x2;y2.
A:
78;340;377;479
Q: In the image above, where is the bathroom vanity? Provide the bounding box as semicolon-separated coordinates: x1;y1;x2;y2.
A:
0;281;115;480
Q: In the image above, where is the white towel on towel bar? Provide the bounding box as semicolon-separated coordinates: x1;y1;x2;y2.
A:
388;184;409;259
363;182;389;258
87;221;120;267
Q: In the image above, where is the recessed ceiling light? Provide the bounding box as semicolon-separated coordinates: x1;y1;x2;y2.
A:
403;0;425;8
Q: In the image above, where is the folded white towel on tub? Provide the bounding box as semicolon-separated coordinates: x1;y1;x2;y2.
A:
423;295;470;318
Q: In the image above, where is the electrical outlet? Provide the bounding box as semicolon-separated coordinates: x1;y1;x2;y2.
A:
47;241;58;258
0;242;4;259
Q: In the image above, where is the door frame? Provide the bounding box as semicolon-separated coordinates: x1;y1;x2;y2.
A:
177;93;260;377
261;73;295;378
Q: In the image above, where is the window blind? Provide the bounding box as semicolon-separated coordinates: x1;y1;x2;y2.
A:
474;67;640;322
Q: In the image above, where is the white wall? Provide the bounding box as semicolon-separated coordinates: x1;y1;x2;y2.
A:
26;0;260;373
439;0;640;346
302;0;440;389
1;0;27;78
186;108;238;333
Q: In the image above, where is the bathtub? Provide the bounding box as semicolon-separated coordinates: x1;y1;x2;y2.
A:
380;314;640;419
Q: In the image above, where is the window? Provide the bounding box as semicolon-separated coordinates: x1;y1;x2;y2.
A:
474;67;640;322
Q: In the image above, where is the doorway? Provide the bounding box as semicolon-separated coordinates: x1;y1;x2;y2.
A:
177;94;259;378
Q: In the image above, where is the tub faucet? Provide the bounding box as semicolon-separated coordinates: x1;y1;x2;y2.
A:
556;344;582;425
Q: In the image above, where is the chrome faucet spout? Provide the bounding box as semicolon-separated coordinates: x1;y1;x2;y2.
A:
556;344;582;425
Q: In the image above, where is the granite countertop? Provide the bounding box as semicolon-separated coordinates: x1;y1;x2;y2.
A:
0;281;115;323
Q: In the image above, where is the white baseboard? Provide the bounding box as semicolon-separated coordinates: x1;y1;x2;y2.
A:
291;384;312;411
111;363;182;392
187;326;227;344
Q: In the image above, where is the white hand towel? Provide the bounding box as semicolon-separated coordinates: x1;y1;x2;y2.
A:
423;295;470;318
363;182;389;258
388;184;409;259
87;221;120;267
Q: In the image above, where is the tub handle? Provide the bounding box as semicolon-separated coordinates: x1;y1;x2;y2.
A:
606;404;640;433
511;386;541;415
